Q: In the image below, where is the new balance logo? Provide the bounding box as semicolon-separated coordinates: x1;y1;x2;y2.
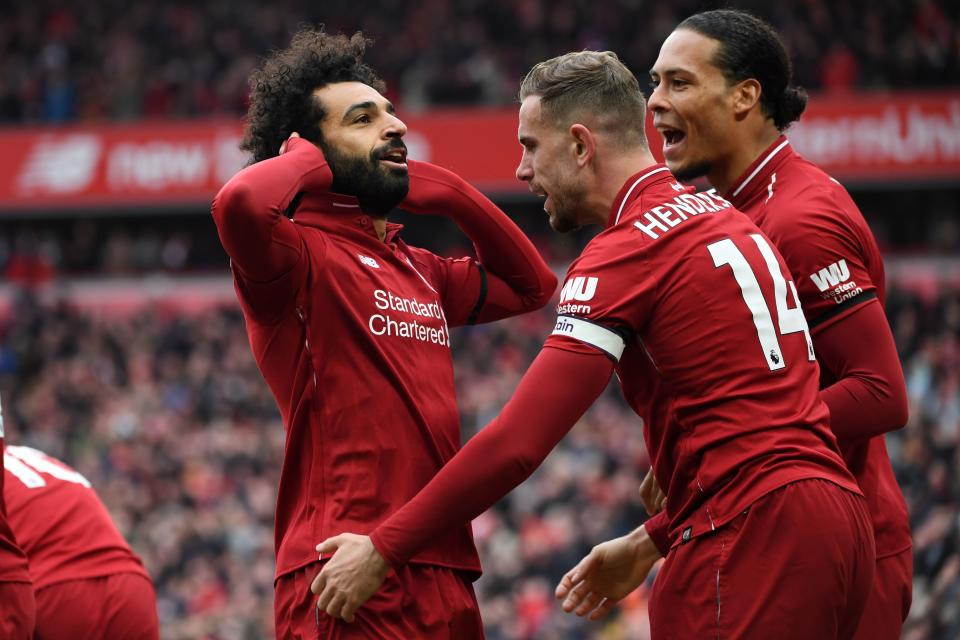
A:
17;135;101;195
809;260;850;292
559;276;598;303
358;254;380;269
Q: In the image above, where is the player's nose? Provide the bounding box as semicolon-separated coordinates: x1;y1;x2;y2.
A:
383;112;407;138
648;83;668;113
516;155;533;182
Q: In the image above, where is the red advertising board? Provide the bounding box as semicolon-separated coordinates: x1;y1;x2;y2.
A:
0;91;957;211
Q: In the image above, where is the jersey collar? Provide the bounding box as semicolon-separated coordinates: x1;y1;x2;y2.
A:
724;136;794;209
608;164;674;228
293;192;405;242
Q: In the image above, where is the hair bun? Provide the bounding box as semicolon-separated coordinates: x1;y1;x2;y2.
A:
776;86;808;130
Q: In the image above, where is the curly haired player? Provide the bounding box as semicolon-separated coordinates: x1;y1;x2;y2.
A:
212;28;556;639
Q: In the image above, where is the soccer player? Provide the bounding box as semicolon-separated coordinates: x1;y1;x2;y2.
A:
211;29;557;638
3;445;158;639
559;11;911;639
311;51;875;639
0;399;34;640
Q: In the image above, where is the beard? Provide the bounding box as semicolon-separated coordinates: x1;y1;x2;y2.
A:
548;196;581;233
669;158;712;183
320;138;410;216
545;177;587;233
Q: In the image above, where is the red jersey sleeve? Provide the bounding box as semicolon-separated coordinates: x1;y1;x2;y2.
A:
765;187;878;334
369;347;614;567
402;161;556;326
212;138;332;323
815;300;909;444
643;510;672;557
544;232;654;361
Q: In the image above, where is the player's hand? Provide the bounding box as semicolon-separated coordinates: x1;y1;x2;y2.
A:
278;131;301;155
311;533;390;623
555;526;662;621
639;467;666;515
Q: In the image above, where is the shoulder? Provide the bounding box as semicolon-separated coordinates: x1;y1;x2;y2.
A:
762;157;867;247
775;154;862;220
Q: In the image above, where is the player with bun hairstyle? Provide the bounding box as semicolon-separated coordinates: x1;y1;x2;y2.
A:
560;10;911;639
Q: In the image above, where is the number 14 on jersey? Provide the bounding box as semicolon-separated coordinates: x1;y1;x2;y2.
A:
708;234;816;371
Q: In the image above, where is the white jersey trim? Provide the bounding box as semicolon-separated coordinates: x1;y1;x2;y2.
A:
731;139;791;198
614;167;672;225
551;315;626;361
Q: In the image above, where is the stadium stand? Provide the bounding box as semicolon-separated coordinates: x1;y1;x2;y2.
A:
0;1;958;638
0;276;957;638
0;0;957;122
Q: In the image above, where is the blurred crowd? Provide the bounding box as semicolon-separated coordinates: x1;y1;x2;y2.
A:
1;272;958;639
0;0;957;123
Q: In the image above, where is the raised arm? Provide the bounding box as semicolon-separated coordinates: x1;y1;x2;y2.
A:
212;136;332;281
310;346;613;621
403;160;557;320
815;299;908;446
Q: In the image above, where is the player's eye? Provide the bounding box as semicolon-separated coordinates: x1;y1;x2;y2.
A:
649;80;660;91
354;114;371;124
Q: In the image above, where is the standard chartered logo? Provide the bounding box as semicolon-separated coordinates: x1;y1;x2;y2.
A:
368;289;451;347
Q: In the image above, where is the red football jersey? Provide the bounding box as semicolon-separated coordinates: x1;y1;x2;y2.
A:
3;446;149;591
0;398;30;584
545;165;859;545
726;136;911;557
212;141;550;580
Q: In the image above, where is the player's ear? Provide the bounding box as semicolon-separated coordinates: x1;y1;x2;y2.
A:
569;124;596;168
732;79;761;118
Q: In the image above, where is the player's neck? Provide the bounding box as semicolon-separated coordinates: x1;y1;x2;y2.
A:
708;127;782;195
372;217;387;241
593;148;659;226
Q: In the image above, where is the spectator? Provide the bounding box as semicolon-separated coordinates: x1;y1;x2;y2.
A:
0;275;957;638
0;0;956;124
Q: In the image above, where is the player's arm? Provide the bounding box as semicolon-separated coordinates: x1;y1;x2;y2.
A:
555;522;663;621
552;467;668;621
403;160;557;321
310;345;613;621
211;135;332;281
769;190;908;445
814;298;908;445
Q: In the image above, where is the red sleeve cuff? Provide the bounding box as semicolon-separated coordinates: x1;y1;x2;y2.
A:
368;529;405;571
644;511;672;556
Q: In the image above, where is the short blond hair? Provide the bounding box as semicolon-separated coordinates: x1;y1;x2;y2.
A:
519;51;648;148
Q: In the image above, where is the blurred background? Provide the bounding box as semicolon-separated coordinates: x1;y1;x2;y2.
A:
0;0;958;638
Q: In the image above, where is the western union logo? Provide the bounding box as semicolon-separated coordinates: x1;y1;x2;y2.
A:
559;276;598;304
810;260;850;292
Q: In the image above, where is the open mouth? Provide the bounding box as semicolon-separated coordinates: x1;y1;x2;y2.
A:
379;147;408;168
659;127;686;150
530;187;550;213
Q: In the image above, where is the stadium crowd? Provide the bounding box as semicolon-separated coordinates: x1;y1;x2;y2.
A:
1;0;958;637
0;0;957;122
0;269;956;639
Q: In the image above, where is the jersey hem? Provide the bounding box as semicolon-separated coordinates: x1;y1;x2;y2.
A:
32;567;152;593
274;555;482;585
668;472;861;550
875;542;913;559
